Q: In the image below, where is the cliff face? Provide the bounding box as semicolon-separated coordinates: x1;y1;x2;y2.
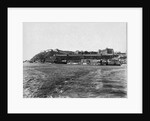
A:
30;49;75;63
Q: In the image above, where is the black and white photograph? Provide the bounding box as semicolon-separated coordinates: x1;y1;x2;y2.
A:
23;22;127;98
7;7;143;113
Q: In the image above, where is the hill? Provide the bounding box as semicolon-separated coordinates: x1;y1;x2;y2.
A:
30;49;75;63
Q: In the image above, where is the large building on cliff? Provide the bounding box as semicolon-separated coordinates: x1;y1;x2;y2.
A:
98;48;114;55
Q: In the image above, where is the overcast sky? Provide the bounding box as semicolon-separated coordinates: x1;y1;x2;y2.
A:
23;22;127;60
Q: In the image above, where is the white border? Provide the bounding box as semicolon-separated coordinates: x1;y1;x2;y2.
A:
8;8;142;113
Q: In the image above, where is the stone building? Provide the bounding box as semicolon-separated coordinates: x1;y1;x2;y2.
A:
98;48;114;55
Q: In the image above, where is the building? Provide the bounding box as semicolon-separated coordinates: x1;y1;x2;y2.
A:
75;50;80;54
98;49;102;54
99;48;114;55
116;52;127;57
54;53;117;63
43;48;118;64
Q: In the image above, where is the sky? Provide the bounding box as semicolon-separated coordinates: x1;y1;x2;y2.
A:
23;22;127;60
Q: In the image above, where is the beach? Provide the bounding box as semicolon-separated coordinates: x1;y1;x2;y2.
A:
23;63;127;98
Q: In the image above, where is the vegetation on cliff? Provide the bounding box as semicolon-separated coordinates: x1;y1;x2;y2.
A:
30;49;75;63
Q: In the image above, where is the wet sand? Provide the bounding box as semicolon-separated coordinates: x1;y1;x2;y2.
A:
23;63;127;98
